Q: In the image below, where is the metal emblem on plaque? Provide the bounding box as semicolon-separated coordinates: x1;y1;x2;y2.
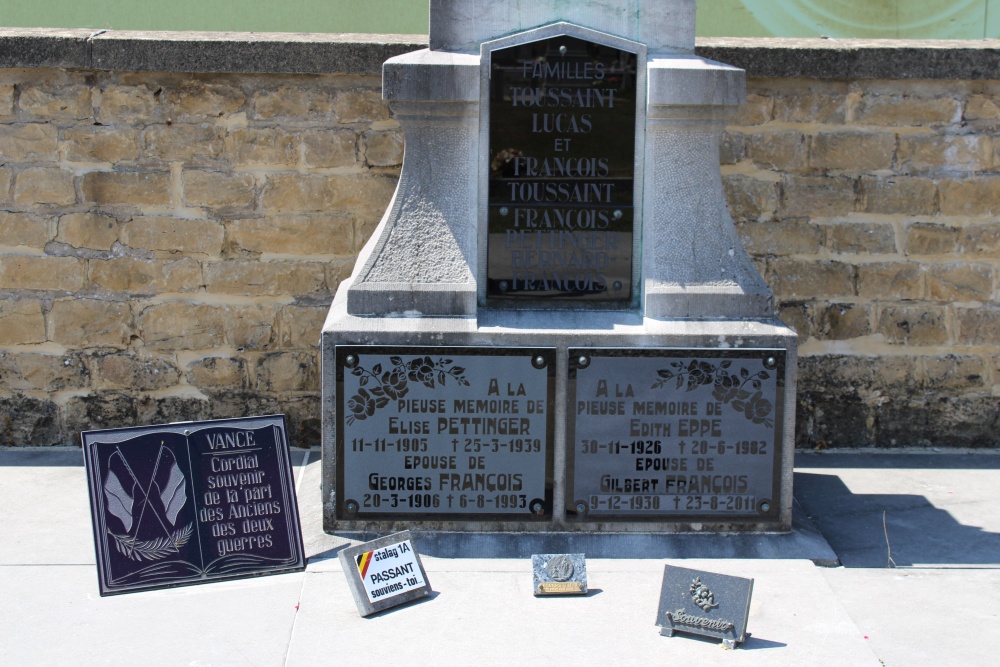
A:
656;565;754;647
336;346;555;521
566;348;785;522
532;553;587;595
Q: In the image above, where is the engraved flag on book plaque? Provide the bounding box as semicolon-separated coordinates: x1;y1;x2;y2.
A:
82;415;305;595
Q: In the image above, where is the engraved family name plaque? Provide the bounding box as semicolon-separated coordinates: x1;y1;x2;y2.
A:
656;565;754;647
567;349;785;522
486;32;641;305
82;415;305;596
336;346;556;521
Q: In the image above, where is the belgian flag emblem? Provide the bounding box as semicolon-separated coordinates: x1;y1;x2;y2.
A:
355;551;373;579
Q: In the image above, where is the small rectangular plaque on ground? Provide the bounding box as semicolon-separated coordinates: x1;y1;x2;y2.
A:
532;553;588;595
656;565;754;647
335;346;555;521
339;530;432;617
81;415;305;596
567;348;785;522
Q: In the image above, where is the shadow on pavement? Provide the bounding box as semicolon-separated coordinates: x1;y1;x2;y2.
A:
794;470;1000;568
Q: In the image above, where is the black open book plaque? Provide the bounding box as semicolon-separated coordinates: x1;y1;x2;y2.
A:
82;415;305;596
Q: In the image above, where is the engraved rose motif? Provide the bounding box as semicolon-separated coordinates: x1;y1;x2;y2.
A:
407;356;436;387
712;372;742;403
734;390;773;425
347;388;377;420
344;355;469;425
380;368;409;400
686;360;715;389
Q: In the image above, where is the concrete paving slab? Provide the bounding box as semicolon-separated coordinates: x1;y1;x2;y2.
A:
795;452;1000;568
288;557;879;666
0;564;303;666
821;567;1000;667
0;448;95;565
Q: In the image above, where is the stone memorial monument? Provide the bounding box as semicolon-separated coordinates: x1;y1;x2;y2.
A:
321;0;797;534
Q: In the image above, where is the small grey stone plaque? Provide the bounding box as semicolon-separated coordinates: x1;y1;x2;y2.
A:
532;553;587;595
339;530;432;617
655;565;753;647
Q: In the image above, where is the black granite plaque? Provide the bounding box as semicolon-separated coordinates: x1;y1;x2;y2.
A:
82;415;305;596
486;34;638;305
567;349;785;521
656;565;754;647
336;346;555;520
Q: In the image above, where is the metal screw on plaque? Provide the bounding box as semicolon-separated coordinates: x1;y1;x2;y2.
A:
613;281;623;291
576;355;590;369
532;355;547;369
760;502;771;513
499;280;509;292
183;429;190;436
345;500;359;517
344;354;358;369
499;206;509;216
559;45;568;56
575;501;587;516
531;501;544;515
765;356;777;369
613;209;623;219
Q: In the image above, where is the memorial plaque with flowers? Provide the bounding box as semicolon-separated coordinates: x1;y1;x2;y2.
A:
336;346;556;521
565;349;785;521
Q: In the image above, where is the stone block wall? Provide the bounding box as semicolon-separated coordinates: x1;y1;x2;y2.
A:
722;76;1000;447
1;32;998;448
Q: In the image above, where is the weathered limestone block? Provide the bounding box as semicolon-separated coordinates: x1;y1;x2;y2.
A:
876;304;949;345
88;257;202;294
861;176;938;215
904;222;958;256
0;299;46;345
857;262;924;300
301;129;358;168
1;212;49;248
82;171;171;208
203;260;326;297
0;124;59;160
49;298;132;348
255;351;318;392
56;212;119;250
827;222;897;254
810;131;896;172
0;393;60;447
226;128;299;166
898;134;992;174
0;255;85;291
228;215;354;256
18;84;92;119
121;216;224;255
182;170;255;209
63;126;141;164
185;356;247;390
766;259;854;299
13;167;76;206
253;86;334;119
0;351;89;391
89;351;181;391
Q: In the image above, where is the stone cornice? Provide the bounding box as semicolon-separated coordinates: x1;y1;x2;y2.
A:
2;28;999;79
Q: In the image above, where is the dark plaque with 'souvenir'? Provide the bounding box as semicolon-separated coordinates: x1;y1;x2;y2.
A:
567;349;785;522
82;415;305;596
487;34;638;304
336;346;555;520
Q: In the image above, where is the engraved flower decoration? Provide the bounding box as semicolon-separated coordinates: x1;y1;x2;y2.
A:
345;356;468;425
652;359;774;427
